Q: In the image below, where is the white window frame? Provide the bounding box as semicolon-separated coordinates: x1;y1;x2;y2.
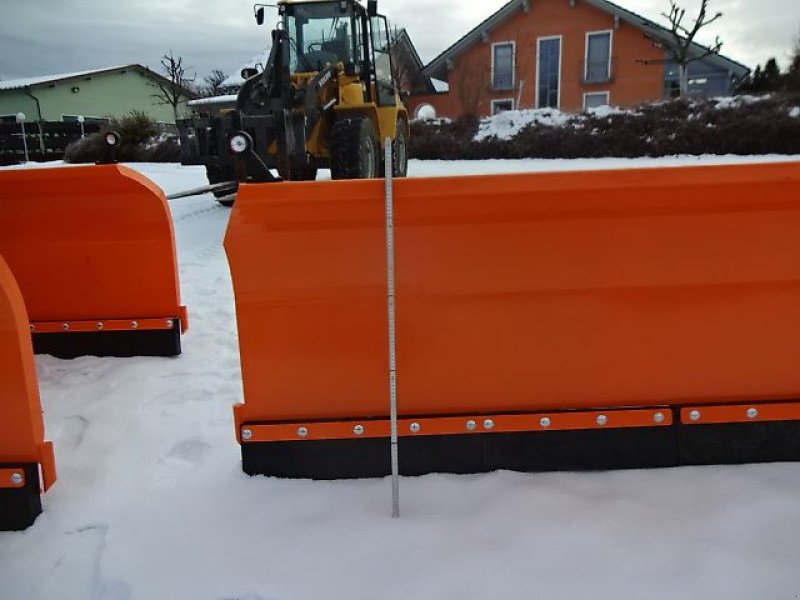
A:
584;29;614;83
491;98;515;115
491;40;516;91
583;91;611;110
535;35;563;109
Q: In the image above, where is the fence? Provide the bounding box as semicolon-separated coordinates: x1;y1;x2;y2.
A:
0;121;105;166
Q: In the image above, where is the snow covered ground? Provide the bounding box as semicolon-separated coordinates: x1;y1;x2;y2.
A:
3;156;800;600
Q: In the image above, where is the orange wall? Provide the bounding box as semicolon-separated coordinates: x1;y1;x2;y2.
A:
409;0;665;118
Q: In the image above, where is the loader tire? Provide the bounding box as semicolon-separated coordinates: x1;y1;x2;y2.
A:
330;116;379;180
392;121;409;178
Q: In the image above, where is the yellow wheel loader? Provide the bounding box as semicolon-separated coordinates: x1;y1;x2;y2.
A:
177;0;409;205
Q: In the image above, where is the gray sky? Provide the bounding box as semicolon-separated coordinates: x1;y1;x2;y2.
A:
0;0;798;83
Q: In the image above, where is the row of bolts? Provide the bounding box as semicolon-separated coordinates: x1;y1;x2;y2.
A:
239;407;763;442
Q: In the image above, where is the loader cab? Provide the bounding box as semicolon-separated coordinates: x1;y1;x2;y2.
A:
278;0;396;103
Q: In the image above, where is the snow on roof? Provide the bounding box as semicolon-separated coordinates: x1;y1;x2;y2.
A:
431;78;449;93
221;51;271;89
0;65;133;91
188;94;238;107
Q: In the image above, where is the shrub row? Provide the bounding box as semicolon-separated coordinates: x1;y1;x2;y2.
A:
409;95;800;160
65;111;180;163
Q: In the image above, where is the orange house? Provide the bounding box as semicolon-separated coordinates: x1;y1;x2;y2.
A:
408;0;749;118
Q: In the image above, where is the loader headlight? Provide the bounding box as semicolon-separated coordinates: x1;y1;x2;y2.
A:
104;131;120;147
228;132;251;155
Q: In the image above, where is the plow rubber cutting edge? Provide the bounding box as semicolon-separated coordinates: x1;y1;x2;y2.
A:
226;162;800;478
0;256;56;530
0;165;187;358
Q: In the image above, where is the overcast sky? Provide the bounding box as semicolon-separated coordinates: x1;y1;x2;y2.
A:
0;0;798;84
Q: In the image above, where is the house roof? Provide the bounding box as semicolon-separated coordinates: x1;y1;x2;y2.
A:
393;28;437;94
0;64;198;97
424;0;750;82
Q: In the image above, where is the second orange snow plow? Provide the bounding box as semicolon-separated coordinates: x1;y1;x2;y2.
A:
0;255;56;530
226;161;800;478
0;164;187;358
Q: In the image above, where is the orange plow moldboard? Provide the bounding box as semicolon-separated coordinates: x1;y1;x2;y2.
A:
225;162;800;478
0;165;187;358
0;255;56;530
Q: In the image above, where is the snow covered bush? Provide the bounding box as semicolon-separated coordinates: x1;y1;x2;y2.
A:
65;111;180;163
409;95;800;159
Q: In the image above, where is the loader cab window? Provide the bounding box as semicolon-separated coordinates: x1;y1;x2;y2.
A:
284;3;356;73
370;15;395;105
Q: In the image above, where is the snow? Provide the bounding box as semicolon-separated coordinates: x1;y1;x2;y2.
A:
188;94;238;108
3;155;800;599
431;78;449;93
475;108;572;141
0;65;131;91
474;105;635;141
221;52;271;89
712;95;766;109
790;107;800;119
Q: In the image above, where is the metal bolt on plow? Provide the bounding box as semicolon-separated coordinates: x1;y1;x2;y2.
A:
689;410;701;421
297;427;309;438
540;417;551;428
131;320;139;329
653;412;665;424
483;419;495;430
596;414;608;426
166;319;174;328
10;472;23;486
747;408;759;419
353;424;365;436
409;422;420;433
241;428;253;441
61;323;70;331
465;420;476;431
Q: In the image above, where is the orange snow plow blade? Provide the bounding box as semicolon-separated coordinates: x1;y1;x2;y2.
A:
226;162;800;478
0;255;56;530
0;165;187;358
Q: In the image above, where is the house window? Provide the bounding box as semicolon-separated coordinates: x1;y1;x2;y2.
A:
585;31;612;83
536;36;562;108
0;114;18;123
491;99;515;115
492;42;515;90
583;92;610;110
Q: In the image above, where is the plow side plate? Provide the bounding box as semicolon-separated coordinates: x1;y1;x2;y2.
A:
0;256;56;529
0;165;186;357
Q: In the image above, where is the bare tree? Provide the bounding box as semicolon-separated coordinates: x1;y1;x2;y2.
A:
789;27;800;92
455;60;490;117
639;0;723;98
151;51;196;121
388;27;415;94
202;69;229;97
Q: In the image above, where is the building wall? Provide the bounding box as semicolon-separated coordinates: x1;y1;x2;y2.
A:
409;0;665;118
0;68;190;124
0;91;39;122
